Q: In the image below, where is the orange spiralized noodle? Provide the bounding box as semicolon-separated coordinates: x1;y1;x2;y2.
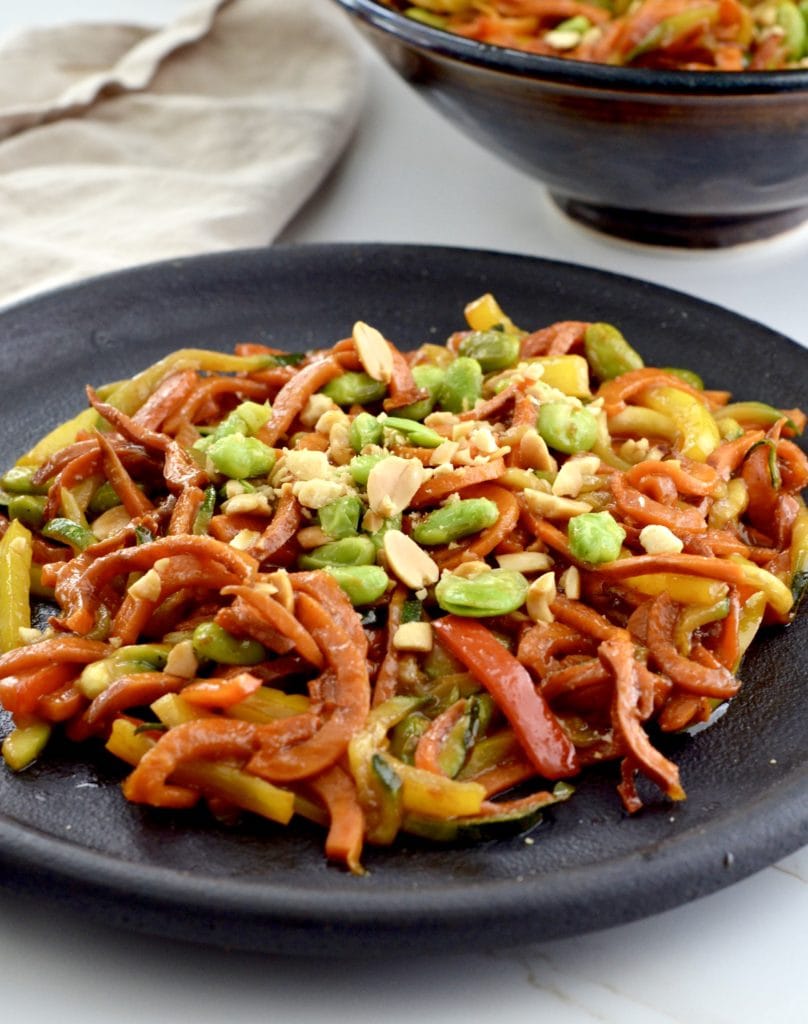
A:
0;297;804;872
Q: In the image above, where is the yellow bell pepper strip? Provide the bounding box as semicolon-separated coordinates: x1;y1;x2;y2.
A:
673;597;731;656
373;751;486;818
16;348;280;467
532;355;592;398
789;504;808;606
607;405;679;443
596;551;794;618
402;783;574;844
715;401;804;436
2;719;51;771
639;385;721;461
597;367;708;416
734;591;767;670
464;292;520;334
151;693;209;728
624;573;729;606
432;616;579;779
107;718;295;825
226;686;311;724
16;408;102;469
0;519;33;653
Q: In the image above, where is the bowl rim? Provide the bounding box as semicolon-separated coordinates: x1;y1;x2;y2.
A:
333;0;808;95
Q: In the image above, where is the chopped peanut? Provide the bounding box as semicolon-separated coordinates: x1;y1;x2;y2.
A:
353;320;393;383
393;621;433;652
526;571;557;624
383;530;440;589
367;456;427;517
127;568;162;602
523;487;591;519
639;523;684;555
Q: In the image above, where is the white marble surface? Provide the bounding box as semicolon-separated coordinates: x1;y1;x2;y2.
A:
1;3;807;1023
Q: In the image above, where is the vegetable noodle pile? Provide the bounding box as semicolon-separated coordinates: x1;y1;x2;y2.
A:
384;0;808;71
0;294;806;873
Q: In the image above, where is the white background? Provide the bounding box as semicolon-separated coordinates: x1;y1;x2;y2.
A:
0;3;806;1022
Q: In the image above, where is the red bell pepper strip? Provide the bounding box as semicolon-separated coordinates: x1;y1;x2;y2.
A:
432;616;579;779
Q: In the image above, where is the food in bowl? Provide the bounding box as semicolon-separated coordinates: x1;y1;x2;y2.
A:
383;0;808;70
335;0;808;245
0;294;805;872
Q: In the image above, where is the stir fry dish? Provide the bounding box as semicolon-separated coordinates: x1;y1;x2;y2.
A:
383;0;808;70
0;294;806;873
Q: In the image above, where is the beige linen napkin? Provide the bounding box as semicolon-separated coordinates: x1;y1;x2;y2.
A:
0;0;365;308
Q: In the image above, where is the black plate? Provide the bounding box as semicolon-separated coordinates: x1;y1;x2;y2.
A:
0;243;806;957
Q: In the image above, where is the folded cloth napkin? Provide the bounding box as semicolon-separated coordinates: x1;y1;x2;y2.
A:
0;0;365;308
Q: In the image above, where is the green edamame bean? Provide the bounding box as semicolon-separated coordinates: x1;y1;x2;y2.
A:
348;452;387;483
211;400;271;440
194;401;272;456
567;511;625;565
584;323;644;381
537;402;598;455
439;357;483;414
457;330;521;373
435;568;529;617
349;453;388;486
395;364;446;421
411;498;499;546
298;535;377;569
192;621;266;666
321;371;387;407
324;564;390;605
318;495;363;539
7;494;46;528
206;433;275;480
349;412;384;452
382;416;444;449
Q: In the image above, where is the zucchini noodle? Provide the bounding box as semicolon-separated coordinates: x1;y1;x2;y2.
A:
0;295;805;872
383;0;808;71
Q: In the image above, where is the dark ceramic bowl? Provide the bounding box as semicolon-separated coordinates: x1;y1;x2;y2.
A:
333;0;808;247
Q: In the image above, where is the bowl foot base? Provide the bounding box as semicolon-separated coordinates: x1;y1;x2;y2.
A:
551;195;808;248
